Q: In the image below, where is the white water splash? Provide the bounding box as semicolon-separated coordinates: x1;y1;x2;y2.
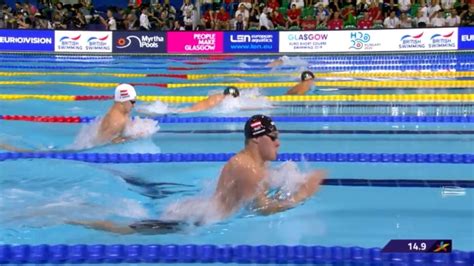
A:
69;118;103;150
123;116;160;139
135;101;181;115
0;187;149;227
160;196;225;225
211;88;274;114
69;117;160;150
267;161;311;195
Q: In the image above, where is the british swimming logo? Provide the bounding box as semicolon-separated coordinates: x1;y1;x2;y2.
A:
57;34;82;51
399;32;425;49
429;31;455;49
86;34;110;51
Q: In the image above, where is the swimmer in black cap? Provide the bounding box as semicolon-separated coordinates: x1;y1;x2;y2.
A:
286;70;315;95
215;114;325;215
178;86;240;113
68;114;325;234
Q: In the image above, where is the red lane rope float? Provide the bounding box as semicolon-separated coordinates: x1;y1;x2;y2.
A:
146;74;188;79
1;115;81;123
205;55;234;60
74;95;113;100
130;83;167;87
183;62;212;65
167;67;196;71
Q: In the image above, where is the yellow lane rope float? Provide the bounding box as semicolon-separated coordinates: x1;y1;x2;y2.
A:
0;71;472;79
0;80;473;88
0;94;472;103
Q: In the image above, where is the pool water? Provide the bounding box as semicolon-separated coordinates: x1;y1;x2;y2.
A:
0;53;473;252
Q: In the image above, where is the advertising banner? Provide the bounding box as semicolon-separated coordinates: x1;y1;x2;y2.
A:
279;28;458;53
167;32;223;53
223;31;278;53
113;31;166;53
0;30;54;51
279;31;333;52
55;31;112;53
458;27;473;50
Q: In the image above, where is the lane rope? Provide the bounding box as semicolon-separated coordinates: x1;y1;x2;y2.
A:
1;115;473;124
0;71;472;80
0;94;473;103
0;80;472;88
0;152;472;164
0;244;471;264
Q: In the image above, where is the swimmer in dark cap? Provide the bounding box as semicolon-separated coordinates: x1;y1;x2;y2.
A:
177;86;240;113
68;114;325;234
215;114;325;215
286;70;315;95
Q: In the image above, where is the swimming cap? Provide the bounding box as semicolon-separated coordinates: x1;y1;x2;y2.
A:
301;71;315;81
223;86;240;98
114;83;137;102
244;114;277;139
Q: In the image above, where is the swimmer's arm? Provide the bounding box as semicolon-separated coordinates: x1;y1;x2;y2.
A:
254;170;326;215
111;136;130;144
0;143;33;152
67;220;135;234
178;95;221;113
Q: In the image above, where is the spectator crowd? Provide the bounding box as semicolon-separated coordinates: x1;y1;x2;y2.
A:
1;0;473;31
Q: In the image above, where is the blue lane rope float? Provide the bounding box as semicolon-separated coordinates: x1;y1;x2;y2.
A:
324;178;474;188
278;103;474;107
2;115;473;124
0;64;472;72
151;115;474;124
155;129;474;135
0;152;473;164
0;244;472;264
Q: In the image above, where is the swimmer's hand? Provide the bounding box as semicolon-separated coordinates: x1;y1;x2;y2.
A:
293;170;326;202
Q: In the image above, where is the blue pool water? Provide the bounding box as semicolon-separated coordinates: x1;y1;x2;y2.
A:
0;53;473;254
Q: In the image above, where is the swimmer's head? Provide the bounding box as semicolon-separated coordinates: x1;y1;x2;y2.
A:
301;71;315;81
244;114;278;139
223;86;240;98
244;114;279;160
114;83;137;104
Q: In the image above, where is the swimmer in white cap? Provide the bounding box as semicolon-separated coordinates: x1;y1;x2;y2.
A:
96;83;137;144
0;83;138;152
68;115;325;234
286;70;315;95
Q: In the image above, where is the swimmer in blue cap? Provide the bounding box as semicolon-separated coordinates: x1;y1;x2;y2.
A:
178;86;240;113
286;71;315;95
68;114;325;234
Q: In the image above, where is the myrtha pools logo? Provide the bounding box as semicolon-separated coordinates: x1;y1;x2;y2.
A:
116;35;164;49
349;32;370;49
